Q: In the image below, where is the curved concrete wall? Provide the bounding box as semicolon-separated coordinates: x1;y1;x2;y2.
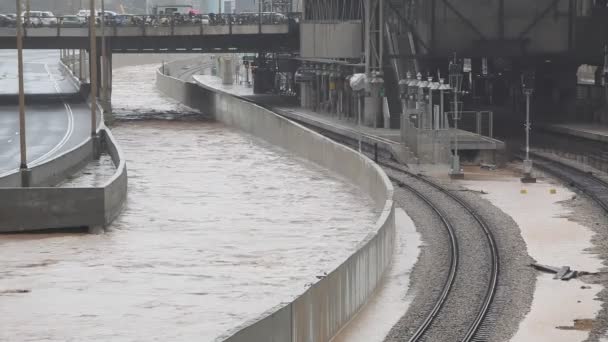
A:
0;126;128;233
157;66;395;342
0;135;94;188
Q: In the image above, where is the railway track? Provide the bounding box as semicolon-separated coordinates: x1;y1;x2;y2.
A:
528;152;608;212
382;162;499;342
296;125;501;341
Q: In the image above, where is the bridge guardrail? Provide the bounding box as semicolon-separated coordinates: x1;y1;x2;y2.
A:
12;12;301;34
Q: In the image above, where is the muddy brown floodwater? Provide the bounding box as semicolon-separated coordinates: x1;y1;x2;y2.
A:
0;70;379;341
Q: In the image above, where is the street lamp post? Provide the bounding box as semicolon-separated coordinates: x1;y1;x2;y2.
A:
101;0;106;107
603;45;608;119
89;0;99;144
439;78;451;130
521;71;536;183
16;0;29;187
449;56;464;179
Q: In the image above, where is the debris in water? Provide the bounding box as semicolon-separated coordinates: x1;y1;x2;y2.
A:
556;318;594;331
530;263;582;281
0;289;31;294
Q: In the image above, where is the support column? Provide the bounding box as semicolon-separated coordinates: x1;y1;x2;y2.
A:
107;51;112;106
91;51;102;97
79;49;84;81
102;50;113;115
70;49;76;73
364;0;384;127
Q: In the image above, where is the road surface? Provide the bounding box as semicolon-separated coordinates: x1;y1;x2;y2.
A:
0;50;92;175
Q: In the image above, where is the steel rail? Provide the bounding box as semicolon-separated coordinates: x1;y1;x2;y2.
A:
525;152;608;213
388;175;459;342
381;162;499;342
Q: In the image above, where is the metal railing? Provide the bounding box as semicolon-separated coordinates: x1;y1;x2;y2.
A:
17;12;301;29
446;110;494;138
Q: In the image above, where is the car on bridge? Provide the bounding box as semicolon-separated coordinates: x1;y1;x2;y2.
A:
76;9;90;23
21;11;57;26
59;15;85;28
0;14;16;27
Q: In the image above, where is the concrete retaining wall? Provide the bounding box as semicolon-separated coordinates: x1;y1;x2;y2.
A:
0;126;128;233
0;131;94;189
157;67;395;342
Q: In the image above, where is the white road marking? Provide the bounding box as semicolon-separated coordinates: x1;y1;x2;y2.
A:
29;64;75;166
0;62;76;174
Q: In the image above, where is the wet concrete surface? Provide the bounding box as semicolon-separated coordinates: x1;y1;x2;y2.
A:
457;164;604;342
0;60;379;341
0;50;92;175
333;209;421;342
0;50;78;94
59;154;115;187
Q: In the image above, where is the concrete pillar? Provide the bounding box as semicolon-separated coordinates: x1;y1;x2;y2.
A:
300;82;309;108
101;51;113;115
92;52;102;97
79;49;84;81
220;57;234;85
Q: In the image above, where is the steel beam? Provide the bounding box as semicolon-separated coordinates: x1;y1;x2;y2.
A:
386;1;429;53
517;0;561;40
441;0;488;40
498;0;505;39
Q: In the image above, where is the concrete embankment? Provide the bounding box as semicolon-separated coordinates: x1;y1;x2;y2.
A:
157;63;396;342
0;126;127;232
0;59;127;232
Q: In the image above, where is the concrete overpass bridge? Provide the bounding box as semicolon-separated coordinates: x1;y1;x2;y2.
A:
0;16;300;53
0;14;300;112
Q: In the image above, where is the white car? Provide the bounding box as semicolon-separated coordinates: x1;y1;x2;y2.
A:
76;9;91;23
21;11;57;26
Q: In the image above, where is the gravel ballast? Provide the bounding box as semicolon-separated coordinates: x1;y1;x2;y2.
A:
383;166;536;342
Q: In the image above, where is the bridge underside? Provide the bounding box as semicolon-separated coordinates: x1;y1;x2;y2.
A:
0;34;299;53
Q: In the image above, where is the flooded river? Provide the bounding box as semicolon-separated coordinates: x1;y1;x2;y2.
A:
0;60;378;341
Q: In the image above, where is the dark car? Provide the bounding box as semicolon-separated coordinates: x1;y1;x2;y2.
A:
0;14;16;27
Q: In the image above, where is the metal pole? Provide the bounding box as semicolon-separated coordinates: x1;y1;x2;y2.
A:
90;0;98;136
79;49;84;80
101;0;106;105
454;87;459;157
525;91;530;161
16;0;27;171
440;89;444;129
358;91;363;152
521;88;535;182
25;0;30;26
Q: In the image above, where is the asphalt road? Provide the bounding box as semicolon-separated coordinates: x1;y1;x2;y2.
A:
0;49;92;175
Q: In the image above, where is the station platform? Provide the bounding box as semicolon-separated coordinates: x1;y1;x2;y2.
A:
192;75;505;163
540;123;608;144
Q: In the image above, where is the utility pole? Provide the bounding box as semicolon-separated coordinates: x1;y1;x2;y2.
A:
101;0;106;107
90;0;98;138
521;71;536;183
363;0;384;127
16;0;29;187
448;54;464;179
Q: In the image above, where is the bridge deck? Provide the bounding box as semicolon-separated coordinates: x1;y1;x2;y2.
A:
0;24;296;52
